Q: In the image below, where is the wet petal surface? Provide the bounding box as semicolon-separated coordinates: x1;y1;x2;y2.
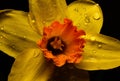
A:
0;10;41;58
75;34;120;70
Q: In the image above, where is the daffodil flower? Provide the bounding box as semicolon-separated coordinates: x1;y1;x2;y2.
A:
0;0;120;81
37;18;86;67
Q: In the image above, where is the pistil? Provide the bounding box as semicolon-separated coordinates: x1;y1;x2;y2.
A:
47;37;66;55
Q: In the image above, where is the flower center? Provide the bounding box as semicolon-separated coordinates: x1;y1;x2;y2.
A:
47;37;66;55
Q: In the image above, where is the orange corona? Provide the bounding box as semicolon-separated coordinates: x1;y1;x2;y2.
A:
38;18;86;67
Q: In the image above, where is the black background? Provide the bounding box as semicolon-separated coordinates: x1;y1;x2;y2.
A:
0;0;120;81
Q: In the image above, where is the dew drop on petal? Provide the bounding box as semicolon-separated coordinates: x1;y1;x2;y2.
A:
0;36;3;39
93;12;100;20
12;45;15;48
90;58;97;62
90;36;96;41
98;44;102;48
74;8;79;12
84;16;90;23
9;44;15;50
33;50;39;57
88;50;97;62
0;26;4;31
85;17;90;23
32;19;35;23
84;22;88;26
23;36;26;39
42;21;46;24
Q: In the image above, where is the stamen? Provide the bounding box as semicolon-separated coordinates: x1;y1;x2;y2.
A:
47;37;66;55
50;37;64;51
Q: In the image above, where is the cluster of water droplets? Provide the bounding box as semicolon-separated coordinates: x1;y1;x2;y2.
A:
84;12;101;26
84;14;90;25
86;36;103;65
72;3;101;29
0;25;27;51
31;19;36;24
74;8;79;12
0;26;4;46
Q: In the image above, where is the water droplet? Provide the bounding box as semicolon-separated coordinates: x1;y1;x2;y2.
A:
12;45;15;48
93;13;100;20
34;50;39;57
42;21;46;24
96;4;99;6
23;36;26;39
32;20;35;23
89;57;97;62
84;22;88;25
74;8;79;12
90;37;96;41
0;26;4;31
0;36;3;39
98;44;102;48
9;44;16;50
84;16;90;23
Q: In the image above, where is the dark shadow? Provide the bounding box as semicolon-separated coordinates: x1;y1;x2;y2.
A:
0;51;15;81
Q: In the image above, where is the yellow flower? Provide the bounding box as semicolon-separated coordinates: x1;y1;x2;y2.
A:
0;0;120;81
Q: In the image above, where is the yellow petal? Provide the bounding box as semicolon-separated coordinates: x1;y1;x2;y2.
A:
28;0;67;34
67;0;103;34
0;9;41;58
75;34;120;70
8;48;54;81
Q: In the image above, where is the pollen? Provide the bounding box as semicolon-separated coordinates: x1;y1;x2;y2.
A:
50;37;64;51
47;37;66;55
